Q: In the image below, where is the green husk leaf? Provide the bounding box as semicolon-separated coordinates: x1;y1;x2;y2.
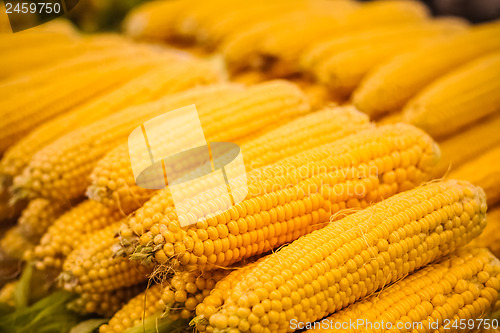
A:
69;318;108;333
0;290;78;333
13;263;33;308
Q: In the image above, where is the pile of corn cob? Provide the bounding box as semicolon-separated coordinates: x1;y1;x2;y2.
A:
1;0;500;332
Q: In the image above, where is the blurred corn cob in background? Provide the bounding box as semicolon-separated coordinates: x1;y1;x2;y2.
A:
450;146;500;206
403;51;500;138
353;20;500;118
433;114;500;178
0;46;169;153
473;207;500;259
301;18;468;97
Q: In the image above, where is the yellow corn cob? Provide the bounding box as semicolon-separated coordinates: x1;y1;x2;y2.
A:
161;269;229;320
222;0;428;74
18;198;69;242
403;52;500;138
0;49;168;153
161;256;269;327
353;20;500;118
301;19;467;96
88;106;371;214
305;247;500;333
242;107;372;170
60;221;151;294
0;35;134;92
32;200;123;271
127;123;440;271
219;7;352;73
0;56;221;194
16;81;307;203
450;146;500;206
0;33;163;79
434;114;500;178
12;83;246;202
260;0;428;72
195;0;314;46
123;0;192;41
195;179;487;332
473;208;500;259
99;284;164;333
0;226;34;261
68;284;144;318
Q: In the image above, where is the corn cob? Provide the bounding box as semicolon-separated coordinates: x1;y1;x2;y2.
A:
473;208;500;259
161;269;229;320
18;198;69;242
301;19;467;96
0;56;221;194
0;226;34;261
88;106;371;214
32;200;123;271
0;34;157;78
0;281;16;307
434;114;500;178
353;20;500;118
306;247;500;333
195;0;315;46
161;256;270;327
196;179;487;332
68;284;144;318
260;0;428;72
60;221;151;294
0;50;168;153
403;52;500;138
0;35;134;92
450;146;500;206
123;0;192;41
12;83;246;202
99;284;164;333
127;123;440;271
0;39;93;78
222;0;428;74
